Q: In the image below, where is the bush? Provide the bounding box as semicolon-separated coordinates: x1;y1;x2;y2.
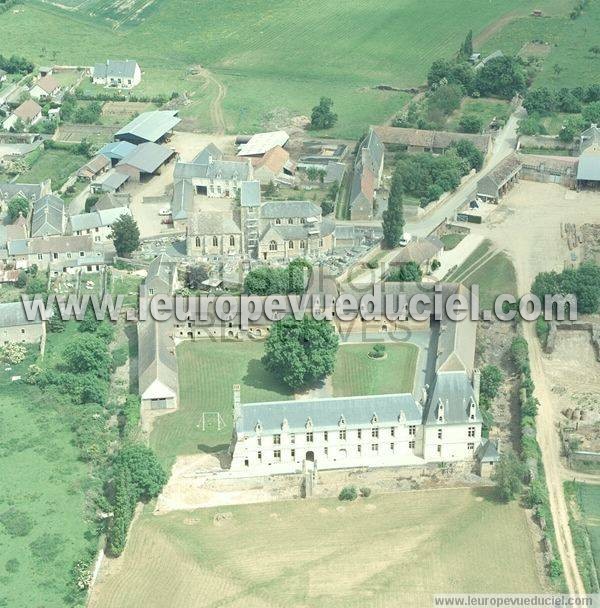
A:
1;342;27;364
458;114;483;134
111;345;128;370
370;344;386;358
359;487;372;498
339;486;358;501
0;508;34;537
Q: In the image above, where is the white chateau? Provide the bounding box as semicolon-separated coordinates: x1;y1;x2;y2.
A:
229;285;484;474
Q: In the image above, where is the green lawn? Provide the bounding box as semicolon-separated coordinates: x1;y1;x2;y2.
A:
90;487;544;608
481;1;600;89
0;0;571;137
333;343;418;397
18;148;88;190
0;341;94;608
109;271;143;307
440;232;466;251
445;239;493;282
152;340;419;467
446;98;511;132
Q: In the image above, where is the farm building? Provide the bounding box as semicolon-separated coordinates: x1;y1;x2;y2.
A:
138;317;179;411
115;142;175;182
476;154;522;203
31;194;66;238
389;236;443;274
349;128;384;221
114;110;180;145
2;99;43;131
98;141;138;165
518;153;578;188
77;154;111;180
0;181;50;206
91;169;130;194
68;206;131;241
577;124;600;188
0;301;45;346
174;143;252;198
237;131;289;157
251;145;295;185
29;75;61;100
372;125;492;156
476;439;500;478
92;60;141;89
297;142;348;172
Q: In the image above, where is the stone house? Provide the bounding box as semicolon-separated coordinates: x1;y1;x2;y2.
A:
0;301;45;346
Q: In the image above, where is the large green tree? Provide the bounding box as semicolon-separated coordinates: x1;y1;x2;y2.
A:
113;443;167;501
110;214;140;258
492;451;526;502
63;334;111;378
262;316;339;391
7;196;29;222
475;56;525;99
310;97;338;130
382;169;405;249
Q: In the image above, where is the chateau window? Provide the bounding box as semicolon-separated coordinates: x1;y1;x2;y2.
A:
339;429;346;440
229;235;235;246
301;218;306;224
276;218;281;225
468;426;476;438
323;431;328;441
288;218;293;224
358;445;362;454
357;429;362;439
258;451;262;460
371;427;379;438
409;440;415;449
390;443;394;451
437;428;442;440
212;236;218;247
437;445;442;454
409;425;416;436
371;444;378;452
467;443;475;451
306;432;313;443
269;240;278;251
273;434;281;445
290;434;295;444
390;427;395;437
300;241;305;249
195;236;201;247
291;449;295;459
274;450;281;460
324;447;328;456
288;240;294;249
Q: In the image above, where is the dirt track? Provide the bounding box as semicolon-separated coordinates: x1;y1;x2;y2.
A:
475;182;600;595
195;66;227;134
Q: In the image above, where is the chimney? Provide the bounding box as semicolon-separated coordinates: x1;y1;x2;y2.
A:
472;368;481;403
232;384;241;421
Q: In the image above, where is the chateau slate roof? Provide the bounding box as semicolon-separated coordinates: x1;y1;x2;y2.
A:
0;182;47;203
236;393;422;434
69;207;130;232
424;370;481;425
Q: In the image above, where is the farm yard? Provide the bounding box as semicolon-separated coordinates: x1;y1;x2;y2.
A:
150;340;420;468
88;487;544;608
0;0;576;137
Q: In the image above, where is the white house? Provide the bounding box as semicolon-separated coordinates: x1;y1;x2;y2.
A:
68;206;131;242
2;99;42;131
29;75;61;100
92;60;141;89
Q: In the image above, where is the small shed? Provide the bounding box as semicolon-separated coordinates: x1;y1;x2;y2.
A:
476;439;500;478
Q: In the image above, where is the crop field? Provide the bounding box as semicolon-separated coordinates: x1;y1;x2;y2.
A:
0;335;94;608
0;0;571;137
89;487;544;608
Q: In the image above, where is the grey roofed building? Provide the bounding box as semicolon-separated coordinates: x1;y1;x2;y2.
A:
476;153;522;201
476;438;500;463
192;143;223;165
0;181;50;204
116;142;174;174
577;150;600;182
8;234;95;257
325;161;346;184
31;194;65;238
69;206;131;232
98;141;137;162
240;180;261;207
77;154;111;179
187;211;241;236
236;393;422;435
92;169;130;193
424;370;481;425
360;128;385;176
138;317;179;409
115;110;181;144
92;192;131;212
145;252;176;296
171;178;194;221
260;200;321;219
174;156;252;181
0;301;43;327
579;124;600;154
93;60;138;80
390;235;443;267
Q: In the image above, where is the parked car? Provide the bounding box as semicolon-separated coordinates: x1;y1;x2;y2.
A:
158;207;172;216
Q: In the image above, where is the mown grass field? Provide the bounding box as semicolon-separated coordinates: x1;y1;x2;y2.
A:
333;342;418;397
16;148;88;189
575;483;600;585
0;332;95;608
89;487;544;608
0;0;571;137
151;340;419;468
